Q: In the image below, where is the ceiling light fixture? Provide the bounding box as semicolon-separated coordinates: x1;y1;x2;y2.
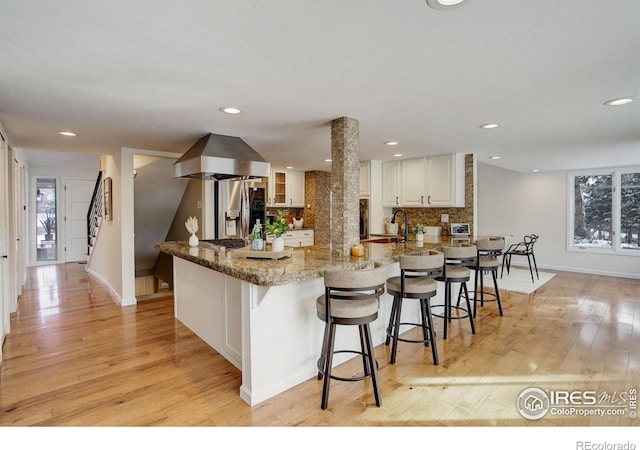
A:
426;0;468;10
531;169;540;173
286;166;293;169
384;141;399;146
324;159;332;162
480;123;500;129
219;106;243;114
603;97;634;106
393;153;403;157
57;131;76;136
489;156;501;160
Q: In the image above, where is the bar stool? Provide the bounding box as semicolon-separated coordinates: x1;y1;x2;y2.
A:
468;237;504;317
385;251;444;365
432;244;477;340
316;263;387;410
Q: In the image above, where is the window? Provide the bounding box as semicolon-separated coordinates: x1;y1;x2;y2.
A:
568;167;640;253
36;177;58;261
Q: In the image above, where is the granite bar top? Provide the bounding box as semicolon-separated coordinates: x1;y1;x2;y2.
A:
155;236;457;287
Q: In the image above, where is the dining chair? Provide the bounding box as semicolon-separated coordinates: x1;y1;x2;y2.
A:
501;234;539;282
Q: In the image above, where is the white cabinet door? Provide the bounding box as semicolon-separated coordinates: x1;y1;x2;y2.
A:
359;162;370;197
426;153;465;207
288;170;305;207
382;161;402;207
401;158;428;207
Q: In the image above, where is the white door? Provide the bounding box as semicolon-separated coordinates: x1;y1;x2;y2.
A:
64;178;93;262
0;131;9;361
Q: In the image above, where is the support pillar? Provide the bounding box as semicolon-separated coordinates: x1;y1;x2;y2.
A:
330;117;360;256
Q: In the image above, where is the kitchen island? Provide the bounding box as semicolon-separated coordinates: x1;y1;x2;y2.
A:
155;238;452;406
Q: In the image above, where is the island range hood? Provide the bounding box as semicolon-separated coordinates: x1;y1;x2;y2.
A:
173;133;270;180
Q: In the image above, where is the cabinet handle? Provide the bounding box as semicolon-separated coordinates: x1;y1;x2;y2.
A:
428;195;431;205
421;195;424;204
395;196;399;205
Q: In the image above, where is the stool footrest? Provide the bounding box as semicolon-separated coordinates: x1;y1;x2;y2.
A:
317;350;378;383
430;304;471;320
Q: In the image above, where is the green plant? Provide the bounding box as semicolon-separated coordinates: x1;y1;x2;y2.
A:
412;223;427;234
265;210;290;238
40;212;56;235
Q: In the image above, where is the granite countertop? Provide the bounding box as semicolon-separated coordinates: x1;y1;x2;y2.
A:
155;237;456;287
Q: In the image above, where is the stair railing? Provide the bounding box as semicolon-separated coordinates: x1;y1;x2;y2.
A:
86;171;103;255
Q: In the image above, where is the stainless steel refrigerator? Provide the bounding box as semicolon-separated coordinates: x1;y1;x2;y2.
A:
216;179;267;240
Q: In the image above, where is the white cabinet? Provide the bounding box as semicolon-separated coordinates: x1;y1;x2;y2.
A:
268;168;305;208
266;229;314;247
426;154;465;207
359;162;370;197
382;160;402;207
400;153;465;207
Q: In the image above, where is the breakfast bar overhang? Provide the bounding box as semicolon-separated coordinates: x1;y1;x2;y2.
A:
156;240;450;406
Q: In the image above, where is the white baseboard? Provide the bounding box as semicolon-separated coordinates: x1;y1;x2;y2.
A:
508;263;640;280
85;267;124;306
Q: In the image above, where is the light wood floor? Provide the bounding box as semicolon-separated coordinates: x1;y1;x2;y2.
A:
1;262;639;427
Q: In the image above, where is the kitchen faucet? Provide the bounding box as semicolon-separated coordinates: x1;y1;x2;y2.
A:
391;209;409;245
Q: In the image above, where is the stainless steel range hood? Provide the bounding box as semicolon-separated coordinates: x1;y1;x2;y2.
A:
173;133;270;180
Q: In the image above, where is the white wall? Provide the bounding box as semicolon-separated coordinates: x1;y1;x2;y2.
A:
477;162;639;279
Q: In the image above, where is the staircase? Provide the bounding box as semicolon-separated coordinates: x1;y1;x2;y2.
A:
87;171;103;256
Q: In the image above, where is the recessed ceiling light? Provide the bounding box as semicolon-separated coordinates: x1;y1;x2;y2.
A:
426;0;468;10
604;97;634;106
324;159;332;162
384;141;399;146
219;106;243;114
286;166;293;169
480;123;500;129
393;153;403;157
531;169;540;173
489;156;501;160
57;131;76;136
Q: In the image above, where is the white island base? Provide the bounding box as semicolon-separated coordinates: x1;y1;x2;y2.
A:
173;256;443;406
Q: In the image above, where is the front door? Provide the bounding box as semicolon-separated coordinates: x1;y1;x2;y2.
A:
64;178;93;262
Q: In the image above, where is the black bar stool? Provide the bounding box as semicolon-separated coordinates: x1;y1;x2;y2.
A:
316;263;387;410
385;251;444;365
467;237;504;317
432;244;477;340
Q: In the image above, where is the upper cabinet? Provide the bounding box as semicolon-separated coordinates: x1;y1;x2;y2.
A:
382;160;402;207
359;162;370;197
386;153;465;208
268;168;305;208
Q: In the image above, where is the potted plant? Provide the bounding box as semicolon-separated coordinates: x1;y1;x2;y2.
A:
40;212;56;241
412;223;427;242
265;210;290;252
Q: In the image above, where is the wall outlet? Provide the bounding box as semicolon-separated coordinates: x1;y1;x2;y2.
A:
441;213;449;223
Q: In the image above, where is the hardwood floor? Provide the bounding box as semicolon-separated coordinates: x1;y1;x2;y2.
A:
1;262;639;428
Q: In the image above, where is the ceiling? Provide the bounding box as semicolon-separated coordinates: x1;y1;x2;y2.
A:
1;0;638;174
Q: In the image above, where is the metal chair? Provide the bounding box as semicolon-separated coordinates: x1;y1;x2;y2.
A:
316;263;387;410
501;234;539;282
385;251;444;365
